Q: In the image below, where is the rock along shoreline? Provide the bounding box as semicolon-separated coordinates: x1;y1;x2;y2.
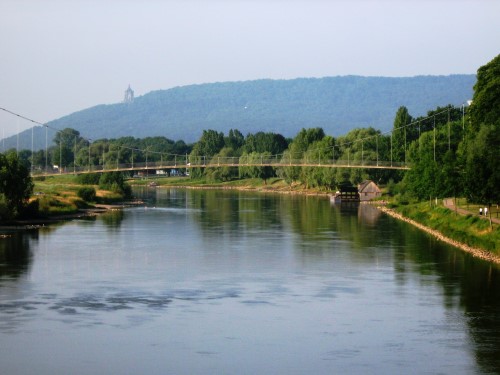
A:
4;182;498;265
149;184;499;264
377;205;500;265
160;184;499;264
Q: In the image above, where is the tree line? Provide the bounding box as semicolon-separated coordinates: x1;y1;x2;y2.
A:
1;54;498;219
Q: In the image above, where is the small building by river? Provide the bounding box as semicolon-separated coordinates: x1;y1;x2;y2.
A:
358;180;381;201
331;184;360;203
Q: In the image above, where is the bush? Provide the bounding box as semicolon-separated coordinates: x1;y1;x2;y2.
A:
76;173;100;185
77;187;97;202
0;195;10;220
99;172;132;199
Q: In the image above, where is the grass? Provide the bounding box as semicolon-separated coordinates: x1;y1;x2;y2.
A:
395;201;500;255
453;197;500;219
33;175;499;258
32;175;126;216
129;176;332;194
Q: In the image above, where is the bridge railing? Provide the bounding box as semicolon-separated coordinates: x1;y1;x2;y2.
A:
31;158;409;176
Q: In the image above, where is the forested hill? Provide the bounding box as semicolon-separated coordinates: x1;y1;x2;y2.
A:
6;75;475;149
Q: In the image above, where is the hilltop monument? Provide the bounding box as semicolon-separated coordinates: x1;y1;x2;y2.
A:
124;84;134;103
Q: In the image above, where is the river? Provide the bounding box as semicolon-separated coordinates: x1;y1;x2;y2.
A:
1;188;499;374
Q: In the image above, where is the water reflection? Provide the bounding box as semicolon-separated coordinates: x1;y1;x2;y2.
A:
0;231;34;279
459;262;500;374
100;209;125;230
1;188;499;374
143;188;500;373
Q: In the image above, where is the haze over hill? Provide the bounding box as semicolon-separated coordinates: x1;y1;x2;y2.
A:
2;75;475;151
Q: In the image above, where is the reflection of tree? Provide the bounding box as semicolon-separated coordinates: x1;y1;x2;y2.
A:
287;194;500;373
422;249;500;373
138;187;500;372
189;190;286;241
0;232;33;280
387;216;500;373
457;263;500;374
288;199;388;257
100;210;125;229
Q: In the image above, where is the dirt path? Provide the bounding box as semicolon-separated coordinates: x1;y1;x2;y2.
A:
443;198;500;224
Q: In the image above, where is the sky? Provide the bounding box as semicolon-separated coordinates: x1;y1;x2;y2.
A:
1;0;499;138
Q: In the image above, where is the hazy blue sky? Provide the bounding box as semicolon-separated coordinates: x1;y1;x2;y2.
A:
1;0;499;138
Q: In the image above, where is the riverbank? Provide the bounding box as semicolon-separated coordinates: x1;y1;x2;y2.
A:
378;205;500;265
0;201;144;230
5;174;499;265
140;178;500;264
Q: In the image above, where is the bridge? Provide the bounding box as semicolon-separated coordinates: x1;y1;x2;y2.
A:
2;105;467;178
31;158;409;177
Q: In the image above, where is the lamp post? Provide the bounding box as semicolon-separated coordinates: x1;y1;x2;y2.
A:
45;126;48;173
73;136;76;174
31;127;34;174
59;136;62;174
88;140;91;172
462;103;466;142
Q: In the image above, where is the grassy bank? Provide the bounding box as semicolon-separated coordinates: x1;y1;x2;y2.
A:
25;175;500;262
136;176;499;259
130;176;332;195
32;175;127;216
393;201;500;255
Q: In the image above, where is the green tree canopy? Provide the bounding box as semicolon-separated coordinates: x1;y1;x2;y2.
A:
462;54;500;205
470;53;500;129
392;106;413;163
191;130;225;158
463;124;500;204
244;132;288;155
225;129;245;151
0;152;34;219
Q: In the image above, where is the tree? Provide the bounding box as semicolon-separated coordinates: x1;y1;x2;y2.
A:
244;132;288;155
99;172;132;198
53;128;82;147
463;124;500;205
292;128;325;152
0;152;34;219
239;151;275;184
188;130;225;179
225;129;245;151
403;121;465;201
469;54;500;130
205;147;239;182
192;130;225;157
300;135;336;189
462;54;500;210
392;106;413;163
276;128;325;186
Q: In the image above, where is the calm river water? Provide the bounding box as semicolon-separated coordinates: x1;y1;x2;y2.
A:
1;188;500;374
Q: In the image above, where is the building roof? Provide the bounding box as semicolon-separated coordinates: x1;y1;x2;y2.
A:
358;180;381;193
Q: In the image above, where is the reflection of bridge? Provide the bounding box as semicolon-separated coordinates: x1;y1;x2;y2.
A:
32;158;409;177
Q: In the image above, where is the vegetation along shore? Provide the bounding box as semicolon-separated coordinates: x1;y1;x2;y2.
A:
129;173;500;262
1;55;499;263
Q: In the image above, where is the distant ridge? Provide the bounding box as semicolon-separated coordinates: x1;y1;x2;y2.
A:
2;75;475;150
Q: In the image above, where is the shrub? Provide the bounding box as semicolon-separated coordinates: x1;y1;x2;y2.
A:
0;195;10;220
76;173;100;185
77;187;97;202
99;172;132;199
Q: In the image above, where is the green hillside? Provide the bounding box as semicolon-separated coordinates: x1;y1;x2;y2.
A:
3;75;475;150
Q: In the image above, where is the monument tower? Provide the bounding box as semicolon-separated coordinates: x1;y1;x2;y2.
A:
124;84;134;103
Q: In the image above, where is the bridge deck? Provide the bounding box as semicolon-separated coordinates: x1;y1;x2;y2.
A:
32;160;409;177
